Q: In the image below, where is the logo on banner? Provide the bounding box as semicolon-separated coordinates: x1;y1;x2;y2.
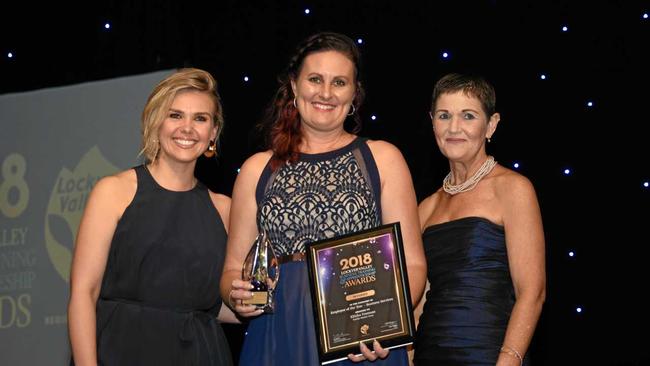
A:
44;146;119;282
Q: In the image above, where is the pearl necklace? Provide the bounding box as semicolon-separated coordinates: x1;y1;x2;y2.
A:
442;156;497;195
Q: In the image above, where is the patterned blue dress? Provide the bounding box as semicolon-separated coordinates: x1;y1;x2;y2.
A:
239;138;408;365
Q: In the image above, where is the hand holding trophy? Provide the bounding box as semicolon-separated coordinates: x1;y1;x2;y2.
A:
242;230;279;313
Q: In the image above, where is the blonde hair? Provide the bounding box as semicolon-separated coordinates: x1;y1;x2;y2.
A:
140;68;224;162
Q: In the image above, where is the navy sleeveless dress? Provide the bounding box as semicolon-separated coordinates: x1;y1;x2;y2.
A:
239;138;408;366
92;165;232;366
414;216;529;365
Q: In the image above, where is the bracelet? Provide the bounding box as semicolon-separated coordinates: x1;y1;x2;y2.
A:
500;345;523;366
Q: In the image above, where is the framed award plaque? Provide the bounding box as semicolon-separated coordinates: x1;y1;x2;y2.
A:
305;222;415;365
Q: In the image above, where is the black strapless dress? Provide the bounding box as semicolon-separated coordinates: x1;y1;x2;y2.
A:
414;216;529;365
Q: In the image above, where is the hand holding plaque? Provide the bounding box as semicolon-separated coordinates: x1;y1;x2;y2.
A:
242;230;279;313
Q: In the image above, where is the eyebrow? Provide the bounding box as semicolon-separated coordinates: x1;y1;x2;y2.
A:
306;72;351;80
434;108;480;113
168;108;212;116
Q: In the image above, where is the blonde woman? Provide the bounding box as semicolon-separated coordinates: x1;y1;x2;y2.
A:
68;68;235;366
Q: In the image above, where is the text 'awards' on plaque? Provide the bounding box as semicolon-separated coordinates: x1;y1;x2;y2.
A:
306;222;416;364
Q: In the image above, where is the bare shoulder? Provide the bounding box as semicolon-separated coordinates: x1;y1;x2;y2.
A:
231;150;273;205
365;139;404;161
209;191;231;214
492;165;538;202
209;191;231;230
238;150;273;178
209;191;230;203
87;168;137;217
418;190;441;228
94;169;136;199
365;139;409;176
418;190;441;212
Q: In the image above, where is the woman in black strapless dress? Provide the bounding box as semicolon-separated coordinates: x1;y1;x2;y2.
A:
413;73;545;366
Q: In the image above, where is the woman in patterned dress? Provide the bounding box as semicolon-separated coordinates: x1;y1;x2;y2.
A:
220;32;426;366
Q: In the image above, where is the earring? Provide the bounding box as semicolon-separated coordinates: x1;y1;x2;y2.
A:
487;137;491;143
293;97;297;108
204;140;216;158
347;104;356;116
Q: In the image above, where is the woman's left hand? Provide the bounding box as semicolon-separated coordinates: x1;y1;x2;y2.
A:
347;339;389;362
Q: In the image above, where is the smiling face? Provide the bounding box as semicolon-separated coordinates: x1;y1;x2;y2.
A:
290;50;357;134
432;90;499;162
157;90;217;165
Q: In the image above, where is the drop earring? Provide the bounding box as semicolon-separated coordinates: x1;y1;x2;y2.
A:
204;140;216;158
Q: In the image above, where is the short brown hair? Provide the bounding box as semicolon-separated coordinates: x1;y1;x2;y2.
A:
431;73;496;116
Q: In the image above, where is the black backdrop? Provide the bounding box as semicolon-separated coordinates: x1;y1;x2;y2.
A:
2;1;649;364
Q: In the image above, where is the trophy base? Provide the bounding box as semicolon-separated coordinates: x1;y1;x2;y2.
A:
242;292;274;313
242;292;268;304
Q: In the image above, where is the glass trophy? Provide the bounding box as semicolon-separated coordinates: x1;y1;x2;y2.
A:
241;230;279;313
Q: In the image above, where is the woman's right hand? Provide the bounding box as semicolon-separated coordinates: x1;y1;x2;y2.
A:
228;279;265;317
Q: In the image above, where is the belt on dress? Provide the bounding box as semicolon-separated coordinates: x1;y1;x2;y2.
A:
98;298;217;366
278;252;305;264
